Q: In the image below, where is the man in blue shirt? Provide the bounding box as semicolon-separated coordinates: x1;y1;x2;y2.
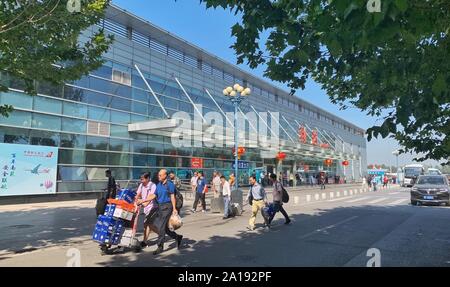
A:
191;171;207;213
144;169;183;255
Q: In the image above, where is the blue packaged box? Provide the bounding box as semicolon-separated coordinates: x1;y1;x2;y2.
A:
113;220;125;236
104;204;116;217
117;189;136;203
92;215;124;243
110;233;122;245
100;215;116;226
96;230;110;243
92;223;111;243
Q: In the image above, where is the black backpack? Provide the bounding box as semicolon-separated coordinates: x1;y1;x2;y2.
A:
280;183;289;203
174;186;183;211
162;182;184;211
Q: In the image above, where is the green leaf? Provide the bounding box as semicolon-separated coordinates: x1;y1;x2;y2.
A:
372;11;385;26
200;0;450;163
394;0;408;12
327;39;342;57
432;74;446;95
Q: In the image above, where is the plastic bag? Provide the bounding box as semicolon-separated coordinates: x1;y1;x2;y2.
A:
168;214;183;231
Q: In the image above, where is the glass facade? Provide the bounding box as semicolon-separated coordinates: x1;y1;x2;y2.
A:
0;5;367;194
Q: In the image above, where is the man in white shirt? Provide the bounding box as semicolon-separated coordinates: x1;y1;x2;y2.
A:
190;171;198;195
212;171;222;198
220;175;231;219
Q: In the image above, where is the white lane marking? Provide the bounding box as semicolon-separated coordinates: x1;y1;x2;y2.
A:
315;194;320;200
321;193;327;200
388;192;400;195
344;190;348;196
336;191;341;197
349;190;354;195
359;189;363;193
328;196;353;202
346;196;372;203
367;197;389;204
330;192;334;199
294;196;299;204
387;198;409;205
298;216;359;239
306;195;311;202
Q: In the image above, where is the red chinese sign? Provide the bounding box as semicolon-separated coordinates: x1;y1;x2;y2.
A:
320;143;330;149
191;158;203;168
298;126;307;144
311;130;318;145
324;159;333;166
342;160;349;166
304;165;310;172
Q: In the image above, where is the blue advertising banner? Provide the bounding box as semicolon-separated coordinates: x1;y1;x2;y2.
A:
0;143;58;196
232;161;250;170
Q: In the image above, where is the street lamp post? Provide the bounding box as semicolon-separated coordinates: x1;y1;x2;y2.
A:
392;150;400;185
223;84;251;191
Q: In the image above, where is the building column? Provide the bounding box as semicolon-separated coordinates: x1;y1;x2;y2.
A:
292;160;297;186
277;160;282;181
351;144;355;181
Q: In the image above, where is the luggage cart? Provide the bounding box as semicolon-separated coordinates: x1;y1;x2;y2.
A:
96;182;142;255
117;202;142;252
99;200;142;255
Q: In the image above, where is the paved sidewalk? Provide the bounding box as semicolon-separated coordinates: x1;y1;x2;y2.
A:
3;186;442;267
0;183;402;257
0;184;400;212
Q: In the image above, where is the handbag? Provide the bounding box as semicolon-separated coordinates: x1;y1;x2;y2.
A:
281;184;290;203
168;214;183;231
248;187;254;206
144;205;159;224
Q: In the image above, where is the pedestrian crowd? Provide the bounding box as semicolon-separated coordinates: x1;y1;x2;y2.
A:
99;168;292;255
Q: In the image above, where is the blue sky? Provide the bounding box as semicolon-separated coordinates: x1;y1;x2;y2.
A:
111;0;441;167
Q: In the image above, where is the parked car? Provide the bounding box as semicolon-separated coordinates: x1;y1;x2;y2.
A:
445;174;450;182
427;168;442;175
410;175;449;206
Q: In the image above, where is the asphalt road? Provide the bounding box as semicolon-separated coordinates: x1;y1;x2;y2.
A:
1;185;450;267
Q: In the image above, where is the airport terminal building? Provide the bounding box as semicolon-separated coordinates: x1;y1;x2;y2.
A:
0;5;367;197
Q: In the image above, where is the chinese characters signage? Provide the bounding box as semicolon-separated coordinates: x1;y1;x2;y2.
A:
298;126;307;144
232;161;250;170
311;130;318;145
191;157;203;169
0;143;58;196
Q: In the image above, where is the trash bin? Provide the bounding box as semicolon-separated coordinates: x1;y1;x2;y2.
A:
230;188;243;214
210;193;224;213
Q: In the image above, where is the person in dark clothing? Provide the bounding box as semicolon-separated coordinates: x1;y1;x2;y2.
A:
262;173;270;187
191;171;207;213
268;173;291;226
367;175;372;188
295;173;300;186
320;173;326;190
98;169;118;251
105;169;117;199
151;172;160;185
143;169;183;255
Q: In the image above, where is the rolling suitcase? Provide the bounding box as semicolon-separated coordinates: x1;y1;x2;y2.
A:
229;203;242;217
261;203;275;225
